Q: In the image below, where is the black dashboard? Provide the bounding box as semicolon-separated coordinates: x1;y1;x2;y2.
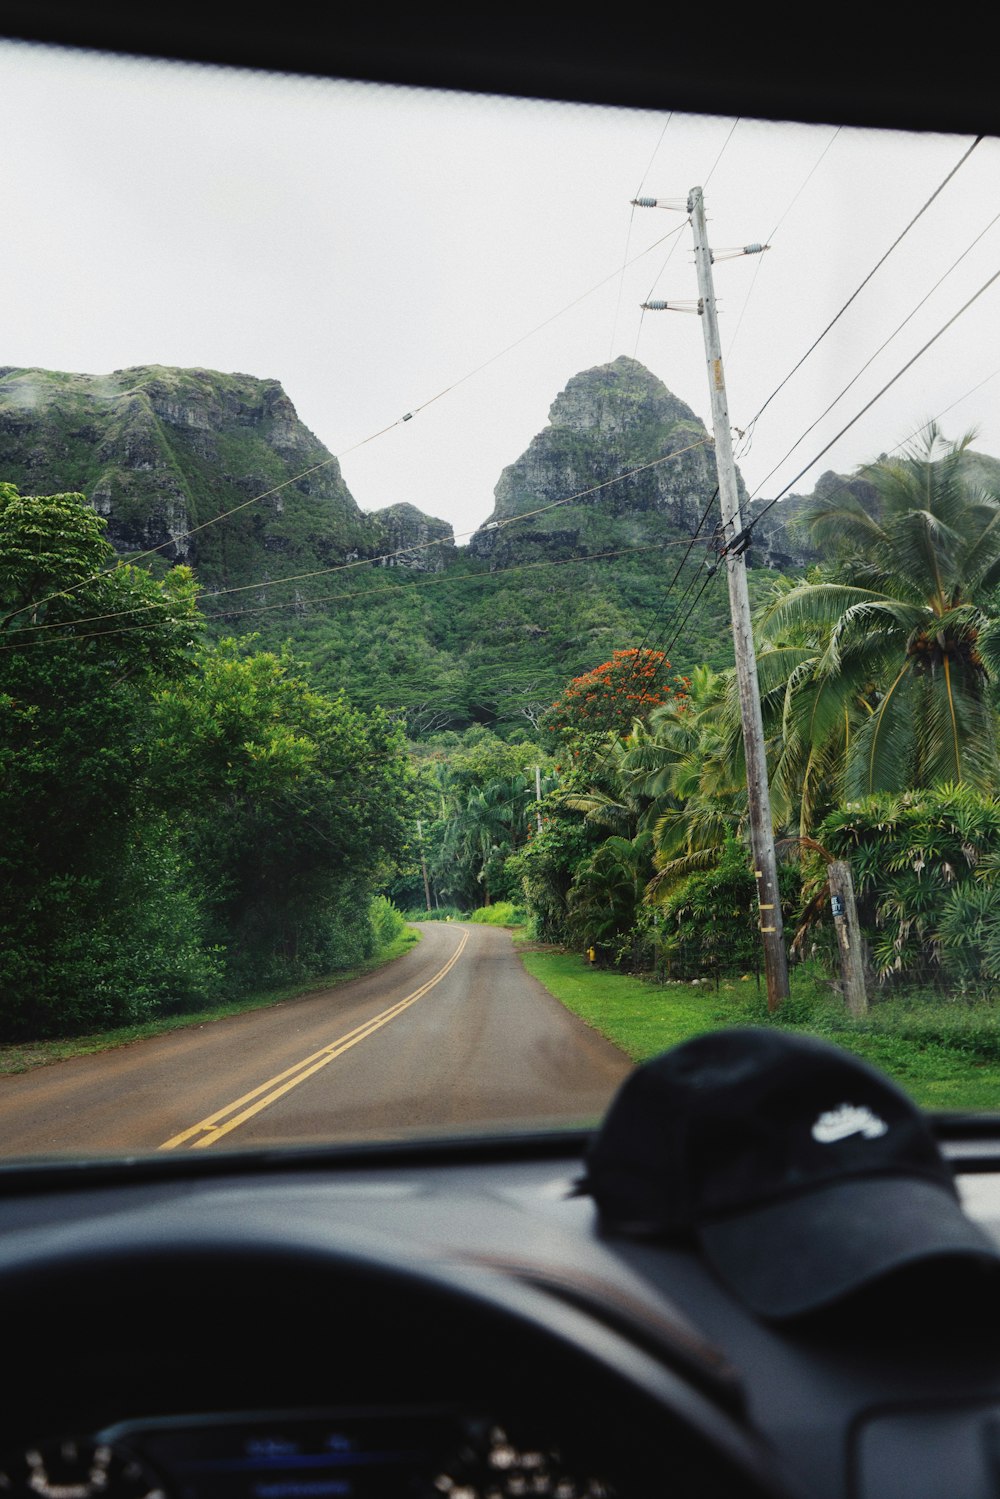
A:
2;1129;1000;1499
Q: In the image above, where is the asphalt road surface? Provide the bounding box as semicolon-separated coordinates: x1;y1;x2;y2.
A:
0;923;631;1159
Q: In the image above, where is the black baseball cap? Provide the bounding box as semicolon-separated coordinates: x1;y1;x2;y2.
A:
583;1028;1000;1319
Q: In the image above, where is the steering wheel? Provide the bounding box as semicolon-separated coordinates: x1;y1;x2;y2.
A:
0;1200;802;1499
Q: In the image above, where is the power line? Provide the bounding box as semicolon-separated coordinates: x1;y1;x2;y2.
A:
5;435;714;642
726;125;842;364
201;540;680;626
914;365;1000;436
0;536;698;654
704;118;741;188
4;220;692;630
745;258;1000;538
747;204;1000;498
609;114;676;362
742;134;983;438
566;487;721;782
650;550;726;668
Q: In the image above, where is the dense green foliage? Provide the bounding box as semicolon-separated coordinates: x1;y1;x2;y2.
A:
467;902;527;925
276;547;740;739
499;433;1000;1009
0;487;414;1039
5;400;1000;1044
759;427;1000;814
817;787;1000;988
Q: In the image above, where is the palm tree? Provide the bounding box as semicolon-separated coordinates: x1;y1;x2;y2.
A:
559;671;751;898
759;426;1000;807
434;772;537;907
566;831;655;955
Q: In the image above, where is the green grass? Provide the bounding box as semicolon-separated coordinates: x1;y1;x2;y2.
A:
0;927;421;1077
516;944;1000;1112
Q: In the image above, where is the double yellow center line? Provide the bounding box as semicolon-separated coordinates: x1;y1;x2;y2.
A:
160;929;469;1150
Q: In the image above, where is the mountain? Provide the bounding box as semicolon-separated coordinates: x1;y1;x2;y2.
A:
14;357;990;737
0;358;793;734
0;365;454;587
469;356;733;566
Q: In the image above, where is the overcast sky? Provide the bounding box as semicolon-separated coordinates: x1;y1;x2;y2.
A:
4;38;1000;541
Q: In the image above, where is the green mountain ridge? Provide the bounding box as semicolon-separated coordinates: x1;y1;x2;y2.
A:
5;357;996;737
0;364;455;587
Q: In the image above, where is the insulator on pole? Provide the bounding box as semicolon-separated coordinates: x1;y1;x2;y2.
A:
641;299;701;313
743;243;769;255
631;196;688;210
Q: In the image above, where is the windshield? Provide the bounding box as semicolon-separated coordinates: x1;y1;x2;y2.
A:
3;39;1000;1161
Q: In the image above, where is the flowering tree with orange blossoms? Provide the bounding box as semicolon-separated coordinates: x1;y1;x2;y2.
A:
542;649;689;741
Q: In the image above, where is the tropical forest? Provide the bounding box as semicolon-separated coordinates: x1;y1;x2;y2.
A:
3;356;1000;1105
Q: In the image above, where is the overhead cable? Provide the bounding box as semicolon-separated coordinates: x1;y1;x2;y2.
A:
6;219;691;628
748;204;1000;496
744;134;983;435
745;258;1000;536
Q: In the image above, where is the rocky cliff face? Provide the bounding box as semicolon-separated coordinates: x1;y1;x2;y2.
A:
0;365;451;586
468;356;742;567
370;502;456;572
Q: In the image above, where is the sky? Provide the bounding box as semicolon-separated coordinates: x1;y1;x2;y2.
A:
4;38;1000;543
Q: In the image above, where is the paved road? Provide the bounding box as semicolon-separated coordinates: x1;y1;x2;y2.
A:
0;924;631;1158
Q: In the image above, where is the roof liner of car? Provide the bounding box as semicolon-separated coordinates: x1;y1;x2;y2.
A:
0;2;996;139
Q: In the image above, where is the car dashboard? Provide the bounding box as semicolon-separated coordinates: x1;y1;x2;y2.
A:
1;1128;1000;1499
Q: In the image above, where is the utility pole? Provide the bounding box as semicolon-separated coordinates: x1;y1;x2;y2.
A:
827;859;868;1017
416;818;432;913
685;185;788;1010
534;764;543;835
639;190;788;1007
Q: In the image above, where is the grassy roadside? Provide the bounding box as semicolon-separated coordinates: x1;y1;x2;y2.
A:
515;941;1000;1112
0;927;421;1078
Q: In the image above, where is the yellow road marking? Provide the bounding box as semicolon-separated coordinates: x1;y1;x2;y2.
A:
160;930;470;1150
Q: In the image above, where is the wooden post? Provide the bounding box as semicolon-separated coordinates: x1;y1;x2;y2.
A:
827;859;868;1016
417;818;432;913
688;185;789;1011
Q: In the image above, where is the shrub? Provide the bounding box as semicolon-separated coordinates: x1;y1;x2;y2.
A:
369;895;408;950
468;902;526;926
819;786;1000;989
401;905;466;922
657;836;799;980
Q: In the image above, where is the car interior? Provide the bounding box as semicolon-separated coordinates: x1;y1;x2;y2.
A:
2;9;1000;1499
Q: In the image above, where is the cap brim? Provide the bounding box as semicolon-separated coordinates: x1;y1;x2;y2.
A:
698;1175;1000;1320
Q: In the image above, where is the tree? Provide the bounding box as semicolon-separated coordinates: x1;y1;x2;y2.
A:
150;640;415;978
566;831;655;962
759;428;1000;807
0;487;208;1036
816;786;1000;987
542;649;687;743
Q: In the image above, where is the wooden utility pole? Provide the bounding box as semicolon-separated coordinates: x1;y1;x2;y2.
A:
687;185;789;1011
416;818;432;913
827;859;868;1016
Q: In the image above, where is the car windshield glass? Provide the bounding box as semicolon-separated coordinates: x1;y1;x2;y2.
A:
3;39;1000;1162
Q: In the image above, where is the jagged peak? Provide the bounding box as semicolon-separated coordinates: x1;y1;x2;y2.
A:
548;356;701;435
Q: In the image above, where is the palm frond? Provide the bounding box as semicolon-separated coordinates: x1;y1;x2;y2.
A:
912;664;999;790
847;661;916;796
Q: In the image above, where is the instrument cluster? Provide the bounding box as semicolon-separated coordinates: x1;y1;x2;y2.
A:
0;1410;618;1499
